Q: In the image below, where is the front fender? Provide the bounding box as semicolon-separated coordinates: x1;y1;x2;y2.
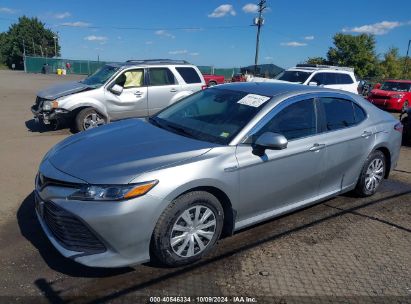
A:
59;97;109;120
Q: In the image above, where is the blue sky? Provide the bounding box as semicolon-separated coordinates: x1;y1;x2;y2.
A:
1;0;411;68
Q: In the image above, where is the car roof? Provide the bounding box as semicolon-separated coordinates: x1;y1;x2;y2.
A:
286;67;352;74
214;82;343;97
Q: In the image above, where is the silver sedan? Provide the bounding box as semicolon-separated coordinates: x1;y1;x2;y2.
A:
34;82;402;267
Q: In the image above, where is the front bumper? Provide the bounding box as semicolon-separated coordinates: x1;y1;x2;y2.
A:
34;161;168;268
31;106;71;124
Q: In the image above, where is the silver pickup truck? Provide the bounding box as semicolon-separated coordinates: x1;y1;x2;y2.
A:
31;59;206;132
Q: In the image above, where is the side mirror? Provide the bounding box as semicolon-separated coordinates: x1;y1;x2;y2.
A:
308;81;318;86
253;132;288;156
110;84;123;95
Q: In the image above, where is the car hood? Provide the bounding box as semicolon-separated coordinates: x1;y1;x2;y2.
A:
46;119;216;184
37;81;94;99
371;89;405;97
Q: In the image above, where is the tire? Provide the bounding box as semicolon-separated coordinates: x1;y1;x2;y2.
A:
401;116;410;145
354;150;386;197
208;81;217;87
74;107;106;132
151;191;224;267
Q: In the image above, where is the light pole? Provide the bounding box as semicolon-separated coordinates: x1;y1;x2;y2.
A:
53;35;58;58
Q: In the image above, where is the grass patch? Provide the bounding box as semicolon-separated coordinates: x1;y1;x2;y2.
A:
0;63;9;70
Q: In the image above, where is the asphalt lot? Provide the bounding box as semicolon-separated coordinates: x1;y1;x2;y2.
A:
0;70;410;303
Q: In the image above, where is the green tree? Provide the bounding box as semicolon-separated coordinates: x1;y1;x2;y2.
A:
305;57;328;65
0;16;60;69
327;33;378;78
379;47;402;79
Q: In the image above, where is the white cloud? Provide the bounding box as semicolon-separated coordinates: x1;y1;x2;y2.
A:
242;3;259;13
145;41;153;45
84;35;108;42
53;12;71;19
304;35;315;40
155;30;175;39
189;52;200;56
280;42;307;47
265;56;273;60
168;50;188;55
0;7;16;14
342;21;402;35
61;21;90;27
208;4;236;18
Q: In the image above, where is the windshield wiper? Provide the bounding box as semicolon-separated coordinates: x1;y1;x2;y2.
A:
149;117;197;139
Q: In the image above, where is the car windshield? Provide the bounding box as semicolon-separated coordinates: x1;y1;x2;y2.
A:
274;70;312;83
81;65;119;87
151;88;271;145
380;82;411;92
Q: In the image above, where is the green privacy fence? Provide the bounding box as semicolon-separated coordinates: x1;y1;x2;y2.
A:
25;56;242;79
25;56;109;75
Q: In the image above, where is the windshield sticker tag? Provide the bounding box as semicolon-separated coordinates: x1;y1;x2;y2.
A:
220;132;230;138
237;94;270;107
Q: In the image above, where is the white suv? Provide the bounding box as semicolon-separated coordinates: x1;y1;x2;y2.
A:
274;64;359;94
32;59;206;131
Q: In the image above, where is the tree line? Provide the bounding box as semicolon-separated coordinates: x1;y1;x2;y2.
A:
305;33;410;80
0;16;60;69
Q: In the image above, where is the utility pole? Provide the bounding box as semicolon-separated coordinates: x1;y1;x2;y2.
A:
53;34;58;58
404;39;411;77
253;0;266;74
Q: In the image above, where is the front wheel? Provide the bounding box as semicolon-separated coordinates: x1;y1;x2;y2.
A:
354;150;386;197
151;191;224;266
74;108;106;132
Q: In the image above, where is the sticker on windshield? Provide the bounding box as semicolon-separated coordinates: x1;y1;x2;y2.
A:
220;132;230;138
237;94;270;107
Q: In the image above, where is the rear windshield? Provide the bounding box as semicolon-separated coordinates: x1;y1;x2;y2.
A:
380;82;411;92
275;70;312;83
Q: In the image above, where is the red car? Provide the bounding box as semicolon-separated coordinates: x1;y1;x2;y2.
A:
202;74;225;87
367;80;411;112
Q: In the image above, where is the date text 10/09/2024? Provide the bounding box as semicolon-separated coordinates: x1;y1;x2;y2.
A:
149;296;257;303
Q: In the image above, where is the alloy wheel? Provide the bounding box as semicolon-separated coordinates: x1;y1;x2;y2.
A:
83;112;105;130
365;158;384;191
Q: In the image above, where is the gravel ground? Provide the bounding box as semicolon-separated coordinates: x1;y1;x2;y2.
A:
0;70;410;304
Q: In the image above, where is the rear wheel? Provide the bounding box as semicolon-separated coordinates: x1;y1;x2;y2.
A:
151;191;224;266
208;81;217;87
74;108;106;132
354;150;386;197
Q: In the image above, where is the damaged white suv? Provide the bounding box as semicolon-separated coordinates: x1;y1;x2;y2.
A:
31;59;206;131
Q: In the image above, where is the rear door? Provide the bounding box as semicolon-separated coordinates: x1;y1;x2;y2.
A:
316;95;374;194
147;67;181;115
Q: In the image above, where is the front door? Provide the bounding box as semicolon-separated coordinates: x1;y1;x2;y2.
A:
235;98;327;225
105;68;148;119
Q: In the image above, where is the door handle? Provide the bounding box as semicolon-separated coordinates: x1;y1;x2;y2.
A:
361;131;372;138
309;143;326;152
134;91;143;97
170;88;177;92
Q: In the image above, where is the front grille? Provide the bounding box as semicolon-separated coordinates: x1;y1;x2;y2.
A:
37;173;80;191
43;201;106;254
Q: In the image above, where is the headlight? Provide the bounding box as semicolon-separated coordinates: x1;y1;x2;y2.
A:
68;180;158;201
42;100;59;110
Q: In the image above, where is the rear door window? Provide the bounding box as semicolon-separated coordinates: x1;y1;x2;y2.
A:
148;68;176;86
257;99;317;140
175;67;202;84
319;97;356;131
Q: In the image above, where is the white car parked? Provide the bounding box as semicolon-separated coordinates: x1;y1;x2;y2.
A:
249;64;359;94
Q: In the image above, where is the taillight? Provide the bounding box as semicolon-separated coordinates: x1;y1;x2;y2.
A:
201;85;207;90
394;122;403;133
